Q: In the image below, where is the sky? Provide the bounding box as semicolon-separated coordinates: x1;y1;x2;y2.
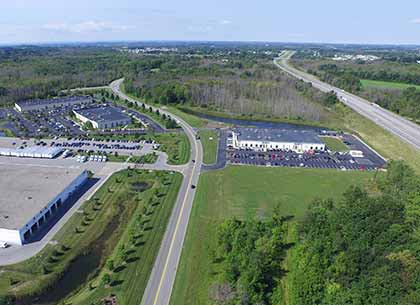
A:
1;0;420;45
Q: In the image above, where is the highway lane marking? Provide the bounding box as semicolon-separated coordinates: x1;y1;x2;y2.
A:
152;123;198;305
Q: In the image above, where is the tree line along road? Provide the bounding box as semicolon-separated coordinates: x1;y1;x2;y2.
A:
110;78;203;305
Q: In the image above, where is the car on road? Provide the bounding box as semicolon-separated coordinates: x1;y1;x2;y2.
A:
0;241;9;249
191;185;196;189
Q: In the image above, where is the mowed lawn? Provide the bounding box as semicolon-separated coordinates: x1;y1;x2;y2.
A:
170;165;376;305
321;136;349;152
361;79;420;90
199;129;219;165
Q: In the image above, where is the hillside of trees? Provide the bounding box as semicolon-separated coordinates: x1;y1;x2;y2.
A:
289;161;420;305
124;56;339;123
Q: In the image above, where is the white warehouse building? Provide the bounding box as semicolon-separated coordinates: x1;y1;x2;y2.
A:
231;128;325;153
0;146;63;159
0;165;89;246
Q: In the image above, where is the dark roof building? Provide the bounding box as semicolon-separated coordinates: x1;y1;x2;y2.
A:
15;96;92;112
73;105;131;129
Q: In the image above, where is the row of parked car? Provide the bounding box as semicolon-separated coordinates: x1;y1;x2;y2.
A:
76;154;108;163
51;141;140;151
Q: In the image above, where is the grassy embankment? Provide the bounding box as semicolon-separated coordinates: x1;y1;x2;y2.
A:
334;103;420;173
361;79;420;90
0;169;182;305
65;170;182;305
153;132;190;165
176;105;342;130
198;129;219;165
170;166;377;305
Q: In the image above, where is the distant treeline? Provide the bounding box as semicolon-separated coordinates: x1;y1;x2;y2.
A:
124;56;339;123
0;48;131;106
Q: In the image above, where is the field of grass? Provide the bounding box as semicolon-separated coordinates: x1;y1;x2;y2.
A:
130;153;158;164
0;169;182;305
153;132;191;165
321;136;349;152
198;129;219;164
65;170;182;305
170;166;376;305
166;106;208;128
361;79;420;90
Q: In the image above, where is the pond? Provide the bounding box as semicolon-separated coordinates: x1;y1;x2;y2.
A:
191;111;323;132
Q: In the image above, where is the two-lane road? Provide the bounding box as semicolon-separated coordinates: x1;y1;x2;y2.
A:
110;79;203;305
275;51;420;150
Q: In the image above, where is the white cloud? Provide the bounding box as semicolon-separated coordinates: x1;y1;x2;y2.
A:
42;21;134;33
220;20;232;25
410;18;420;24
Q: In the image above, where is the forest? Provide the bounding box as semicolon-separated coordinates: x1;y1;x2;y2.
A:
0;47;134;106
0;46;341;125
124;55;339;123
211;207;288;305
289;161;420;305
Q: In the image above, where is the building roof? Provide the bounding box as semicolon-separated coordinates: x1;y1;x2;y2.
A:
16;96;91;108
74;105;131;124
0;146;63;158
234;128;324;144
0;164;85;230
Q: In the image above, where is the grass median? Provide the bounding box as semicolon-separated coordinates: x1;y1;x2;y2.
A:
199;129;219;165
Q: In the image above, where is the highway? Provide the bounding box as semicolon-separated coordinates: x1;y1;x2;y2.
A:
275;51;420;150
110;79;203;305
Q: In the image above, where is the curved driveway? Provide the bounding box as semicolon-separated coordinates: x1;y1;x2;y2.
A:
275;51;420;150
110;79;203;305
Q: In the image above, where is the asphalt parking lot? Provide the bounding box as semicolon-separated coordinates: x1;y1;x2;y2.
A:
0;101;166;138
0;137;158;157
225;132;386;171
228;150;381;170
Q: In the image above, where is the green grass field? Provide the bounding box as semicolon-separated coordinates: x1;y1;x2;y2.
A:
321;136;349;152
166;106;208;128
361;79;420;90
199;129;219;164
153;132;191;165
65;171;182;305
170;166;377;305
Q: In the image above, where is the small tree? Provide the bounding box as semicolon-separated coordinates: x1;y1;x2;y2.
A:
101;273;111;286
107;259;115;271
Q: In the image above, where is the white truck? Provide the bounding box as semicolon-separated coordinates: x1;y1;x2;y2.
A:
349;150;364;158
